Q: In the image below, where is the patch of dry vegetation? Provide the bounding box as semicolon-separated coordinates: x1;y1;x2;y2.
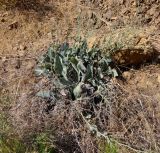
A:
0;0;160;152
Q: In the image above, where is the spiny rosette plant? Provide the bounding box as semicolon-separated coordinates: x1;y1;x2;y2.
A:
35;38;118;101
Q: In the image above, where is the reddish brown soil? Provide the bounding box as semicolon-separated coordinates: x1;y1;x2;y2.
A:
0;0;160;152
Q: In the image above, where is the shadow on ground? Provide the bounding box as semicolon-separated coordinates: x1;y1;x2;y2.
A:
1;0;59;21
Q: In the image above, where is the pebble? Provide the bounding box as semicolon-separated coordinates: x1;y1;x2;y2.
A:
20;45;27;50
123;71;132;80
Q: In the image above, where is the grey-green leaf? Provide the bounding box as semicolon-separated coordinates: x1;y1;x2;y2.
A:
73;82;83;98
84;65;93;81
77;61;86;73
35;67;45;76
36;90;51;98
47;47;55;61
54;54;63;75
112;69;118;77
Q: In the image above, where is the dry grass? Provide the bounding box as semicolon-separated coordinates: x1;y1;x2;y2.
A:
0;0;17;8
8;64;160;153
0;0;160;152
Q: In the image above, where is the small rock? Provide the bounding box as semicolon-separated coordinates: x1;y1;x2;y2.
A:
123;71;132;80
110;17;117;21
19;45;27;50
147;7;156;16
13;46;19;51
47;32;52;38
2;57;6;62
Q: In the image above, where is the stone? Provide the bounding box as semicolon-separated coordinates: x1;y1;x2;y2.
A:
2;57;6;62
13;46;19;51
19;45;27;50
122;71;132;80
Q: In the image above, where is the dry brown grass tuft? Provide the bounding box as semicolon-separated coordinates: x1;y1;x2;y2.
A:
7;63;160;153
9;77;119;152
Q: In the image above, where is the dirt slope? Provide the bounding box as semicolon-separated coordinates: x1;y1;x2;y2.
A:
0;0;160;152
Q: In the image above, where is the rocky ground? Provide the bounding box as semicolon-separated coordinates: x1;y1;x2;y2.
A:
0;0;160;152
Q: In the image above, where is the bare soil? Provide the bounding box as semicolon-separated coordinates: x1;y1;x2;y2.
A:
0;0;160;152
